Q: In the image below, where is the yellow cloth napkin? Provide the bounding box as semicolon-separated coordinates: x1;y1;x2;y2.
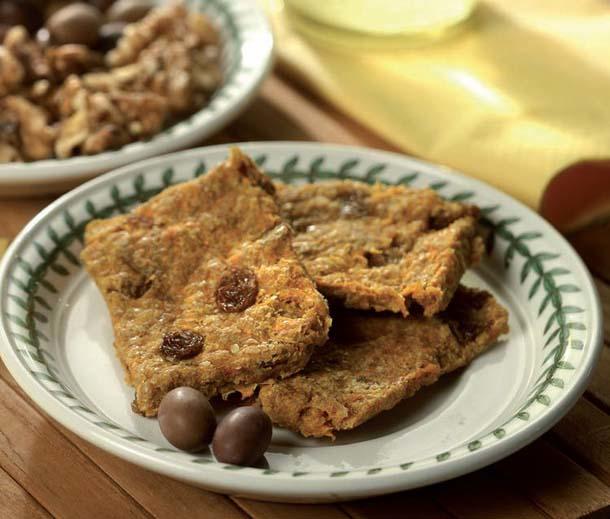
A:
264;0;610;208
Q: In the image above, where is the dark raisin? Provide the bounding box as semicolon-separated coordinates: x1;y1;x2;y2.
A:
470;291;489;310
364;250;386;267
441;288;490;344
448;321;483;344
161;331;205;361
448;288;489;312
429;213;454;230
215;267;259;313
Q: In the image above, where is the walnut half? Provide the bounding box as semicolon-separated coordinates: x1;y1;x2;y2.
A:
2;96;55;161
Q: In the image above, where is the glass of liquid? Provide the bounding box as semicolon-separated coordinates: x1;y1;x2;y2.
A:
283;0;478;37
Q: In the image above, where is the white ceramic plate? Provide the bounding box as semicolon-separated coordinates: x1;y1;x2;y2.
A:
0;0;273;197
0;143;603;503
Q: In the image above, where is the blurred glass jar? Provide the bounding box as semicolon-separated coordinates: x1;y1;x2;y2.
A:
283;0;478;36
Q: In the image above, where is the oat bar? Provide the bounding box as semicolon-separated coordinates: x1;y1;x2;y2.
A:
258;287;508;438
81;149;331;416
277;181;484;316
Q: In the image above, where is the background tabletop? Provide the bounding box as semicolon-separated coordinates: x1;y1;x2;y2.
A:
1;72;609;519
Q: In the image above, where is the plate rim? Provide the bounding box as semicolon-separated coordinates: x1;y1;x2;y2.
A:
0;0;274;188
0;142;603;502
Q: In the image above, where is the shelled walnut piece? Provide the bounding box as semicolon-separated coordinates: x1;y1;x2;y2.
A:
0;1;222;163
0;96;56;161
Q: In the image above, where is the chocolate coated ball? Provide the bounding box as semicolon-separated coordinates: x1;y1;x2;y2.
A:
89;0;115;11
107;0;152;23
0;1;27;26
44;0;75;19
212;406;272;466
0;0;42;33
158;387;216;452
47;2;102;46
97;21;125;52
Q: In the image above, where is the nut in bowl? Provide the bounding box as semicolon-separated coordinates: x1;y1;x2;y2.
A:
0;0;273;196
2;1;222;162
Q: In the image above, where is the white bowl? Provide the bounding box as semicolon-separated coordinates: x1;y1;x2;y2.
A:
0;0;273;197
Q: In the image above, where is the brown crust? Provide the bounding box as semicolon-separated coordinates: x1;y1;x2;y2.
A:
258;286;509;438
81;149;331;416
277;181;484;317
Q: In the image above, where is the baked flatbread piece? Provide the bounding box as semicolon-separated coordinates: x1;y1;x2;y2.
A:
81;149;331;416
277;181;484;316
259;287;508;438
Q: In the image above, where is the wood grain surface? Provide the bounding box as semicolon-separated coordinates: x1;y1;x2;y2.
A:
0;73;608;519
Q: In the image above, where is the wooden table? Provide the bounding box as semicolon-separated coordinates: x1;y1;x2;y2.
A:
1;72;610;519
